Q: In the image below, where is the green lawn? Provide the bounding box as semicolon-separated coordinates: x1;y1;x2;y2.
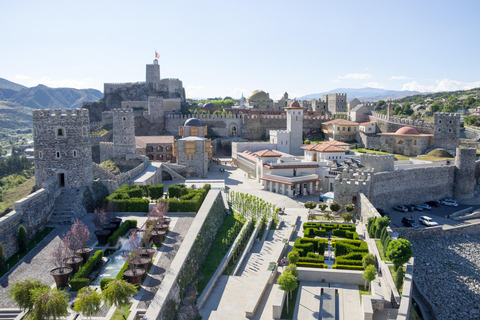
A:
358;285;371;302
110;303;132;320
196;214;245;295
416;155;455;162
280;281;300;320
0;176;36;217
353;148;410;161
374;240;388;261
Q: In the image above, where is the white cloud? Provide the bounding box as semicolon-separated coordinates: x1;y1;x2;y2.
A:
401;78;480;92
363;82;385;89
389;76;410;80
15;74;32;80
337;73;372;80
331;79;340;83
27;77;98;89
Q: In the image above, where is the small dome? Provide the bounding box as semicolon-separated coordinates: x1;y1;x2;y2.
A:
203;102;215;108
289;100;301;108
395;126;419;135
184;118;202;127
248;90;270;100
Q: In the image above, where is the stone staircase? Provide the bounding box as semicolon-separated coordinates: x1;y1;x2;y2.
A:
47;188;87;227
161;163;186;181
0;309;23;320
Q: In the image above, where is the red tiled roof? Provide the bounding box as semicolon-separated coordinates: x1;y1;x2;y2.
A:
253;149;282;157
238;150;258;163
359;121;376;125
301;143;347;153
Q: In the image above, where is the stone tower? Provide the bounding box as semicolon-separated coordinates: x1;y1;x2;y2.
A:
113;107;136;158
286;100;304;155
33;109;93;189
146;59;160;83
433;113;460;150
454;147;476;200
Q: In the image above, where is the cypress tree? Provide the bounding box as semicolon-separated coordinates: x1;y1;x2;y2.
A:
0;242;6;274
17;225;28;253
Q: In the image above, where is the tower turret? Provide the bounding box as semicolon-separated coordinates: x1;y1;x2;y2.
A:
146;59;160;83
286;100;303;155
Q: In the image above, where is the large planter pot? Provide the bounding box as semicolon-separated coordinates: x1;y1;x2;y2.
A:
63;256;83;274
103;223;117;235
138;247;156;259
108;217;122;230
50;267;73;288
129;256;152;272
123;268;145;286
150;230;166;246
162;217;171;226
74;246;93;263
154;224;169;232
95;229;110;245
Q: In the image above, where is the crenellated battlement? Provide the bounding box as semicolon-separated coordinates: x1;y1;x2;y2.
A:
113;107;134;113
33;108;89;120
371;111;434;128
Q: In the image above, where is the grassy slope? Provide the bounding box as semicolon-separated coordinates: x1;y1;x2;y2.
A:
354;148;410;161
0;176;35;217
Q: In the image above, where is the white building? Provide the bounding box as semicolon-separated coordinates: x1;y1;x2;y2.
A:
269;100;304;155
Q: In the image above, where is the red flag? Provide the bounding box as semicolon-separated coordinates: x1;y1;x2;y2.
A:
155;51;160;59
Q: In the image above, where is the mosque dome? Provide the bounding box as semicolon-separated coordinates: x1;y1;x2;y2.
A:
288;100;301;108
184;118;203;127
248;90;270;100
395;126;419;135
203;102;215;108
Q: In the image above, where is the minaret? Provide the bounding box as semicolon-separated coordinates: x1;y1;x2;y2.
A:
286;100;303;155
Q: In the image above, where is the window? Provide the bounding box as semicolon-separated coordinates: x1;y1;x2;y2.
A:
73;150;77;157
413;140;417;145
39;151;43;159
56;151;61;159
156;146;163;152
438;120;442;124
157;154;163;160
166;146;172;152
82;126;87;136
166;154;172;160
123;116;127;121
147;146;153;152
438;129;441;132
398;139;404;145
56;128;65;137
449;120;452;124
448;129;452;133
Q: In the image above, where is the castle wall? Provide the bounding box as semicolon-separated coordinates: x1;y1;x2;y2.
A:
113;107;136;158
163;98;181;113
231;141;277;161
370;112;434;134
454;148;476;200
33;109;93;189
100;142;114;163
360;154;395;172
371;166;455;209
433;113;460;150
358;132;382;149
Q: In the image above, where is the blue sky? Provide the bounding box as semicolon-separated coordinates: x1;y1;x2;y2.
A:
1;0;479;99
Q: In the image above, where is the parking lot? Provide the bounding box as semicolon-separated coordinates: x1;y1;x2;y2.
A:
386;203;480;229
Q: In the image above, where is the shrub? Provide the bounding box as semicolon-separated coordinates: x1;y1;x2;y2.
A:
329;202;341;213
314;229;326;237
108;220;137;246
335;252;367;266
395;267;404;290
287;251;299;265
74;250;104;279
70;278;90;291
304;201;317;210
17;225;28;253
321;223;338;231
299;256;325;264
383;237;391;258
303;222;321;230
0;242;6;274
375;226;384;239
339;224;356;232
380;227;388;243
148;184;164;199
293;239;314;257
332;265;364;270
362;253;376;269
297;262;327;268
128;198;149;212
168;184;188;198
127;188;143;198
304;228;315;238
367;217;376;237
334;240;368;256
100;278;115;291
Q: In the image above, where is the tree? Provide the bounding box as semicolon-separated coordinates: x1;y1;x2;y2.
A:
318;203;328;211
383;237;391;258
92;207;107;229
102;280;137;319
284;264;298;277
307;212;316;222
17;225;28;253
363;265;377;293
51;234;73;270
395;266;405;291
304;201;317;210
323;211;333;221
0;242;6;274
386;239;413;270
374;217;390;239
344;204;354;213
465;96;475;109
277;272;298;314
31;286;69;320
287;251;299;265
74;287;102;318
8;279;48;313
342;211;354;222
430;101;443;113
329;202;341;215
362;253;376;269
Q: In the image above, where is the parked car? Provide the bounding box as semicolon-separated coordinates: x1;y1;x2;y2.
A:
402;217;417;228
425;201;440;207
410;204;424;211
442;199;458;207
418;204;432;210
404;205;415;212
393;205;408;213
419;216;439;227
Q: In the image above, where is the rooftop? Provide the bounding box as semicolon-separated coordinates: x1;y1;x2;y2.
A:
301;142;348;153
136;136;174;148
322;119;359;126
253;149;282;157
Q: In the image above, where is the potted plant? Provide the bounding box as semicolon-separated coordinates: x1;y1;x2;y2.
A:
69;220;93;263
122;232;147;286
93;207;110;245
139;227;156;259
148;202;170;229
50;237;73;288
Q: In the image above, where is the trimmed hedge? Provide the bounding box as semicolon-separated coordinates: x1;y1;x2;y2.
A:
321;223;338;231
332;265;365;270
70;278;90;291
168;184;189;198
303;222;321;230
332;229;359;240
334;240;368;257
148;184;164;199
127;188;143;198
297;262;327;268
160;185;209;212
299;256;325;264
108;220;138;246
75;250;104;279
339;224;356;232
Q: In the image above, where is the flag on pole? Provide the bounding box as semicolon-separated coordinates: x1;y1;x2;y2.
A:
155;51;160;59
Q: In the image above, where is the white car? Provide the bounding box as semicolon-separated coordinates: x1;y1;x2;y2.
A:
418;204;431;210
442;200;458;207
419;216;439;227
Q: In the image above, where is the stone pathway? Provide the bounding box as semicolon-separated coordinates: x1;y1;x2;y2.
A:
136;216;194;309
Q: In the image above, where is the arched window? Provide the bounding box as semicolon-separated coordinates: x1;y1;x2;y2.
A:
73;150;77;157
398;139;404;145
82;126;87;136
56;128;65;137
156;146;163;152
56;151;61;159
166;154;172;160
157;154;163;160
123;116;127;121
147;146;153;152
166;146;172;152
148;154;153;160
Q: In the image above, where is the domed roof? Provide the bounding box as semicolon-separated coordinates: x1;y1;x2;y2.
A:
395;126;419;135
184;118;202;127
203;102;215;108
248;90;270;100
288;100;301;108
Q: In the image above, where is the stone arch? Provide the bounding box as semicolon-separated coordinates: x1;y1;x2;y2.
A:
157;154;163;160
229;123;238;137
162;170;173;181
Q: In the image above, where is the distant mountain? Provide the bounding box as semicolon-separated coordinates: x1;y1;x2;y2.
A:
297;87;421;102
0;78;103;130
